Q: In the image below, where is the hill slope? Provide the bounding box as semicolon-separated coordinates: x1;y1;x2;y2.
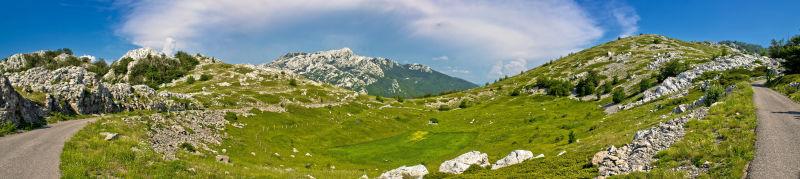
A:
0;34;776;178
263;48;477;97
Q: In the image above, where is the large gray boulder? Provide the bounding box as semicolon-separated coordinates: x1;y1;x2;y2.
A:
379;165;428;179
0;76;45;127
439;151;491;174
491;150;535;170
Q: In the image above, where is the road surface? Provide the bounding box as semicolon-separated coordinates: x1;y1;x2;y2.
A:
0;119;94;178
748;83;800;179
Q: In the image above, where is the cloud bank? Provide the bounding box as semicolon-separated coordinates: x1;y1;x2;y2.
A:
118;0;636;82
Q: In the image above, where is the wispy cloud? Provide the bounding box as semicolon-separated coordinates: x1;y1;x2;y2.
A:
611;2;640;37
117;0;628;82
432;56;449;61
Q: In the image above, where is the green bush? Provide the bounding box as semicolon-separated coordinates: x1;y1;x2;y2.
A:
112;57;133;76
458;100;468;108
612;88;626;104
438;105;451;111
658;60;688;82
179;143;196;153
224;112;238;121
536;78;574;97
199;74;212;81
509;90;521;96
0;121;16;137
429;118;439;124
87;60;110;78
289;79;298;86
186;76;195;84
575;71;600;96
639;78;655;92
769;34;800;74
568;130;576;144
704;85;725;107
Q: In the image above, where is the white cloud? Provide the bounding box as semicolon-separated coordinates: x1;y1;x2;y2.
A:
161;37;176;55
118;0;616;81
432;56;449;61
611;3;640;37
490;58;528;78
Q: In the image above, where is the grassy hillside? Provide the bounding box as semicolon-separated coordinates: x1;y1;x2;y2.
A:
60;34;762;178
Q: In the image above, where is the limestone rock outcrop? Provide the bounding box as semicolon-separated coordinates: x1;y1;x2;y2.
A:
0;76;45;127
439;151;491;174
491;150;535;170
379;165;428;179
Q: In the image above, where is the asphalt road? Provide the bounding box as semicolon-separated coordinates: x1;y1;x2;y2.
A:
0;119;94;178
748;84;800;179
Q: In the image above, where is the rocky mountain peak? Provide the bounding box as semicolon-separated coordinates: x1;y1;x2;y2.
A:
120;47;165;60
263;48;476;97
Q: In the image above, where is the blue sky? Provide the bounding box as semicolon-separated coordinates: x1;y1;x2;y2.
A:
1;0;798;83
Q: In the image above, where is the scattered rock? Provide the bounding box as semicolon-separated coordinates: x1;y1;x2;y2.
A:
596;108;709;177
215;155;230;164
491;150;534;170
557;151;566;156
99;132;118;140
439;151;491;174
379;165;428;179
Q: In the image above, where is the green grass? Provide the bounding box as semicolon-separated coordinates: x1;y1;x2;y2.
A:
60;111;195;178
327;131;477;166
622;81;757;178
0;121;16;137
766;74;800;102
59;34;758;178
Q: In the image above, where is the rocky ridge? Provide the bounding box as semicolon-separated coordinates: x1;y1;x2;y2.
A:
593;107;710;177
621;53;775;110
0;76;46;127
263;48;476;97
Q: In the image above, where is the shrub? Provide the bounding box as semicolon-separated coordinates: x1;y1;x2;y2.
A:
658;60;689;82
199;74;212;81
429;118;439;124
394;96;405;103
112;57;134;75
639;78;655;92
186;76;196;84
602;82;613;94
376;96;384;103
568;130;576;144
509;90;521;96
458;100;468;108
0;121;16;137
536;78;574;97
575;71;600;96
224;112;238;121
87;60;109;78
289;79;298;86
179;143;196;153
612;88;626;104
769;34;800;74
704;85;725;107
438;105;451;111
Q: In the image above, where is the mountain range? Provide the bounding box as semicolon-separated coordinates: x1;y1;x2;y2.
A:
263;48;477;98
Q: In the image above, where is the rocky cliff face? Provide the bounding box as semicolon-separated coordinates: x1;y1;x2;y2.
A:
0;76;45;127
263;48;476;97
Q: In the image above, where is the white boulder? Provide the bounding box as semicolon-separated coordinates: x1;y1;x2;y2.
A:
379;165;428;179
491;150;534;170
439;151;491;174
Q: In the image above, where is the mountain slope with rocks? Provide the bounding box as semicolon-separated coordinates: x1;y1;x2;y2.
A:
263;48;477;97
0;34;773;178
